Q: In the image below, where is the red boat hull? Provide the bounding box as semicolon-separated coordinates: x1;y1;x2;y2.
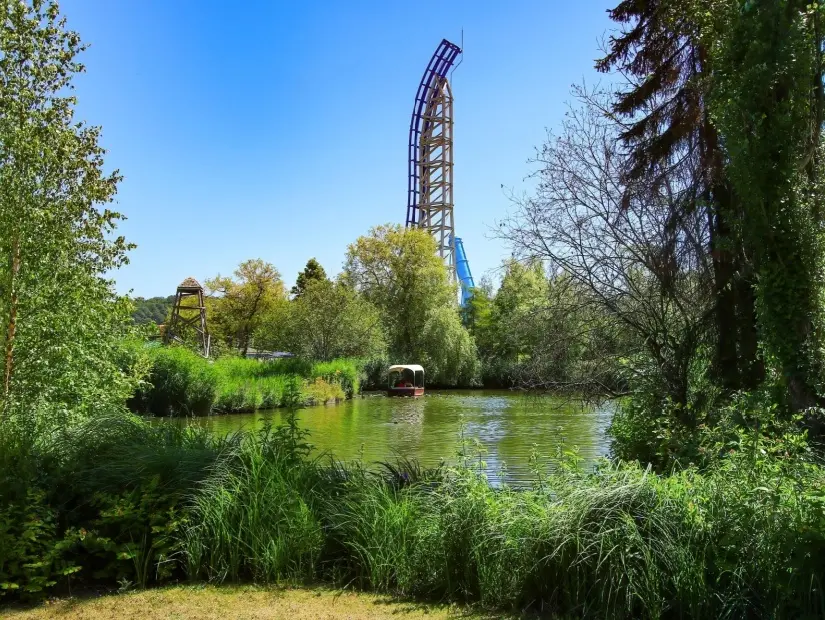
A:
386;387;425;397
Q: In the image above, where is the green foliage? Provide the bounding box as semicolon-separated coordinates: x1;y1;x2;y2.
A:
131;346;361;415
131;296;174;325
487;260;549;359
184;425;322;583
290;257;328;298
418;306;480;387
702;0;825;408
356;354;391;391
205;259;286;355
0;0;135;428
0;490;80;599
311;359;360;398
344;225;479;387
1;408;825;616
470;261;623;392
258;279;386;362
133;346;218;416
77;478;186;588
181;421;825;618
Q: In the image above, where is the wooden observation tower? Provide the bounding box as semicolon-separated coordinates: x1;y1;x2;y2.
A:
164;277;210;357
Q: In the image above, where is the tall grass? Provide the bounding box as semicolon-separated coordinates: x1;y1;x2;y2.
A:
311;359;360;397
184;424;322;583
134;347;218;416
3;408;825;617
174;419;825;618
130;347;361;416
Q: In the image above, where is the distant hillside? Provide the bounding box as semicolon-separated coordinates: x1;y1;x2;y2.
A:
132;295;175;325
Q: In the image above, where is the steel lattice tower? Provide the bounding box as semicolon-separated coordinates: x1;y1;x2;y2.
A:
407;40;462;277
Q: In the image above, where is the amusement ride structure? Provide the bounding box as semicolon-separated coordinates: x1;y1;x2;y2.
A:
406;39;475;306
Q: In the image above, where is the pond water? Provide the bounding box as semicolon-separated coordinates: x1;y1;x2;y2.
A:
171;390;614;486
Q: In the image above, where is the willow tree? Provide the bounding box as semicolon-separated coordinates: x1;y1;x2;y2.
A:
0;0;134;426
703;0;825;411
265;278;385;361
343;225;456;360
343;224;478;385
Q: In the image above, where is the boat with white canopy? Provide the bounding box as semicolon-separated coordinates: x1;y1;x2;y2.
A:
387;364;425;397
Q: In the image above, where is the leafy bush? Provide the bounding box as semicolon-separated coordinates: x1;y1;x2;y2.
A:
356;354;390;391
480;357;523;389
312;359;360;398
0;490;80;599
132;346;218;416
75;478;186;588
304;377;346;404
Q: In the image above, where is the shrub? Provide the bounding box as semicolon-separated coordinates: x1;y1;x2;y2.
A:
304;377;346;405
132;346;218;416
0;490;80;599
311;359;360;398
480;357;522;389
356;354;390;391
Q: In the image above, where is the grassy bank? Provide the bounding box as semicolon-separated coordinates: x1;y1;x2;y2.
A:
1;586;489;619
1;412;824;618
128;346;360;416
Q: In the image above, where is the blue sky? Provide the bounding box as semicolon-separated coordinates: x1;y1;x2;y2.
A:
66;0;614;297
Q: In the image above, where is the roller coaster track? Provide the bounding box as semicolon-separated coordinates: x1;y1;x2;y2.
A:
406;39;462;274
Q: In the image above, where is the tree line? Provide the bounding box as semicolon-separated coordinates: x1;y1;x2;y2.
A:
181;225;478;387
492;0;825;462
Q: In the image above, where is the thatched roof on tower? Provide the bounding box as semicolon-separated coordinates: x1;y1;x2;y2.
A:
178;277;203;290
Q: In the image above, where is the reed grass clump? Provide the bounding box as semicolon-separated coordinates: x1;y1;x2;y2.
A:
184;425;323;583
177;422;825;619
131;347;360;416
133;346;218;416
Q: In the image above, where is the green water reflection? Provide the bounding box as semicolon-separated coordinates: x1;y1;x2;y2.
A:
171;390;613;485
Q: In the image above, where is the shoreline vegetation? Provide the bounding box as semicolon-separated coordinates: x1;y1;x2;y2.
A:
126;344;544;419
2;413;823;618
126;346;364;416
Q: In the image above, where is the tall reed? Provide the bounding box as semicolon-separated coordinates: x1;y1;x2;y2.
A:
131;347;361;416
179;424;825;619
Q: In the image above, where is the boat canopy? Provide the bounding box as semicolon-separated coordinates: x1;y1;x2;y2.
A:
388;364;424;374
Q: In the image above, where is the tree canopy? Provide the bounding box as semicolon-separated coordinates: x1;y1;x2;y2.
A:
343;225;478;386
0;0;136;426
291;258;328;298
132;296;174;325
206;259;286;356
258;278;385;361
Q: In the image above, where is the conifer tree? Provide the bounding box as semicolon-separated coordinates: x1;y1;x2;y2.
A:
597;0;762;390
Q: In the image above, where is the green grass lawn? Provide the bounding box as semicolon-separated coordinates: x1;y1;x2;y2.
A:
1;585;510;620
